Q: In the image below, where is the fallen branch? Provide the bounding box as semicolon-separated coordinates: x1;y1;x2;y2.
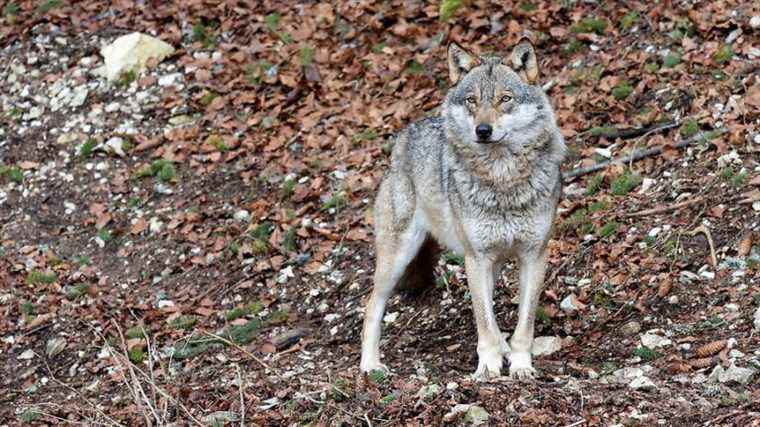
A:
625;196;705;218
690;224;718;268
581;120;678;141
563;130;725;181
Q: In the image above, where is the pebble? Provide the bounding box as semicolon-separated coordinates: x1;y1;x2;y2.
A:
641;332;672;348
531;336;562;356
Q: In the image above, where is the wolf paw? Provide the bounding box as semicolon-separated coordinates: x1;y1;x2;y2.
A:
473;349;503;381
508;351;536;380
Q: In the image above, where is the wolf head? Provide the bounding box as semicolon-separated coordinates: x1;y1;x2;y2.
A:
443;40;556;151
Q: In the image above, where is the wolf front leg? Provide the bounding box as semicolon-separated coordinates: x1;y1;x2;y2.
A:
465;255;509;380
360;216;427;374
509;248;547;379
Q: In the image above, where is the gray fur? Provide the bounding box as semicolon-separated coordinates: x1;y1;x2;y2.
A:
361;42;566;380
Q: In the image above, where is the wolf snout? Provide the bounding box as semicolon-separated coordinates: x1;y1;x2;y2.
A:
475;123;493;142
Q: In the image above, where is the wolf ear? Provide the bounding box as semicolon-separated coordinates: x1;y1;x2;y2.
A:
448;43;476;84
509;39;539;84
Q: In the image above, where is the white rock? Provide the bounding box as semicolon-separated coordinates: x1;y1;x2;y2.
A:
560;294;579;313
277;265;294;284
46;337;67;357
70;86;88;107
708;363;756;385
594;147;612;158
157;299;174;309
751;16;760;29
641;332;672;349
629;375;656;390
324;313;339;323
383;311;399;324
639;178;656;193
233;210;250;222
158;72;182;87
754;306;760;331
149;217;163;234
699;270;715;280
531;336;562;356
621;321;641;335
26;106;43;120
105;136;125;157
724;303;739;312
18;349;35;360
443;404;489;425
99;32;175;81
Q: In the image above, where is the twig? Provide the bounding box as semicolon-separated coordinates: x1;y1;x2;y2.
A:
364;412;373;427
565;420;586;427
563;131;725;181
690;224;718;268
625;196;705;218
236;364;245;427
202;331;283;379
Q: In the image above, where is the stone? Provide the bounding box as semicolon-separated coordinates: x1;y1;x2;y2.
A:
641;332;671;349
18;349;35;360
708;363;756;385
105;136;125;157
531;336;562;356
629;375;656;390
70;86;88;107
753;306;760;331
99;32;175;81
46;337;67;357
621;321;641;336
444;404;489;425
158;72;182;87
233;209;250;222
560;294;579;313
383;311;399;324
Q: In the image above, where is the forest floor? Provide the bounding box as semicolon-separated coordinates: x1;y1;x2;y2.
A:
1;1;759;425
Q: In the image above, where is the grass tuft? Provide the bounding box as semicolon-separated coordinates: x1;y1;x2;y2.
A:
610;170;642;195
572;18;607;34
26;270;57;285
439;0;462;21
611;81;633;100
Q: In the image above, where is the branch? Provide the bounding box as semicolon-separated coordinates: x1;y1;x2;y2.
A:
562;130;725;181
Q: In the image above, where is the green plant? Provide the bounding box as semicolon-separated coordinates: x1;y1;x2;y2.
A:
597;221;619;238
282;228;298;252
199;91;217;106
571;18;607;34
644;62;659;73
0;165;24;184
353;129;378;143
330;378;351;401
299;45;314;67
223;319;262;344
663;52;681;68
633;346;659;361
721;167;747;187
620;11;639;31
368;369;387;384
19;408;42;423
26;270;57;285
321;192;347;212
4;2;20;16
562;38;584;55
192;21;217;48
125;326;147;339
281;178;296;199
250;222;274;240
66;283;89;299
713;45;733;64
535;306;551;325
36;0;61;14
170;315;197;330
588;200;608;213
610;170;642;195
116;70;137;88
226;307;248;321
128;347;145;363
265;13;280;32
406;60;424;75
97;228;112;242
379;393;396;405
586;174;604;195
442;252;465;266
20;300;34;316
205;135;228;152
371;42;386;54
679;118;698;138
79;138;97;158
611;81;633;100
439;0;462;21
136;159;175;182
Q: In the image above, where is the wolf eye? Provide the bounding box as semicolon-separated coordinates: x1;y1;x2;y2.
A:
500;94;513;103
465;96;477;105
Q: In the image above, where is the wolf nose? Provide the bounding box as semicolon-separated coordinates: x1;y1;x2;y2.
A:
476;124;493;139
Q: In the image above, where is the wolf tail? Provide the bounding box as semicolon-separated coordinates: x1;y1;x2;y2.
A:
397;237;438;293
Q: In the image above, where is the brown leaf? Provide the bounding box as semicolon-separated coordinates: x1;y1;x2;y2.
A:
657;277;672;298
738;233;752;257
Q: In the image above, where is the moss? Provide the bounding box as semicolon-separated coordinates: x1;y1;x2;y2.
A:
663;53;681;68
368;369;387;384
562;38;585;55
597;221;619;238
26;270;57;285
125;326;147;339
224;319;262;344
620;10;639;31
439;0;463;21
299;45;314;67
679;118;699;138
571;18;608;35
170;315;197;330
713;45;733;64
611;81;633;100
610;170;642;195
633;346;659;361
128;347;145;363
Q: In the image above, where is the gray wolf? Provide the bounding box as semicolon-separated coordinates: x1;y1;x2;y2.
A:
360;39;566;380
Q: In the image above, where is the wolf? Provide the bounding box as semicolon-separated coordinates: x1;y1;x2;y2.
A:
360;39;566;380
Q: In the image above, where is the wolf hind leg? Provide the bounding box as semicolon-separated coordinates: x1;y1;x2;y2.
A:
360;218;427;373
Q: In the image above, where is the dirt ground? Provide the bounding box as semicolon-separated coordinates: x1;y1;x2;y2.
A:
1;1;759;425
